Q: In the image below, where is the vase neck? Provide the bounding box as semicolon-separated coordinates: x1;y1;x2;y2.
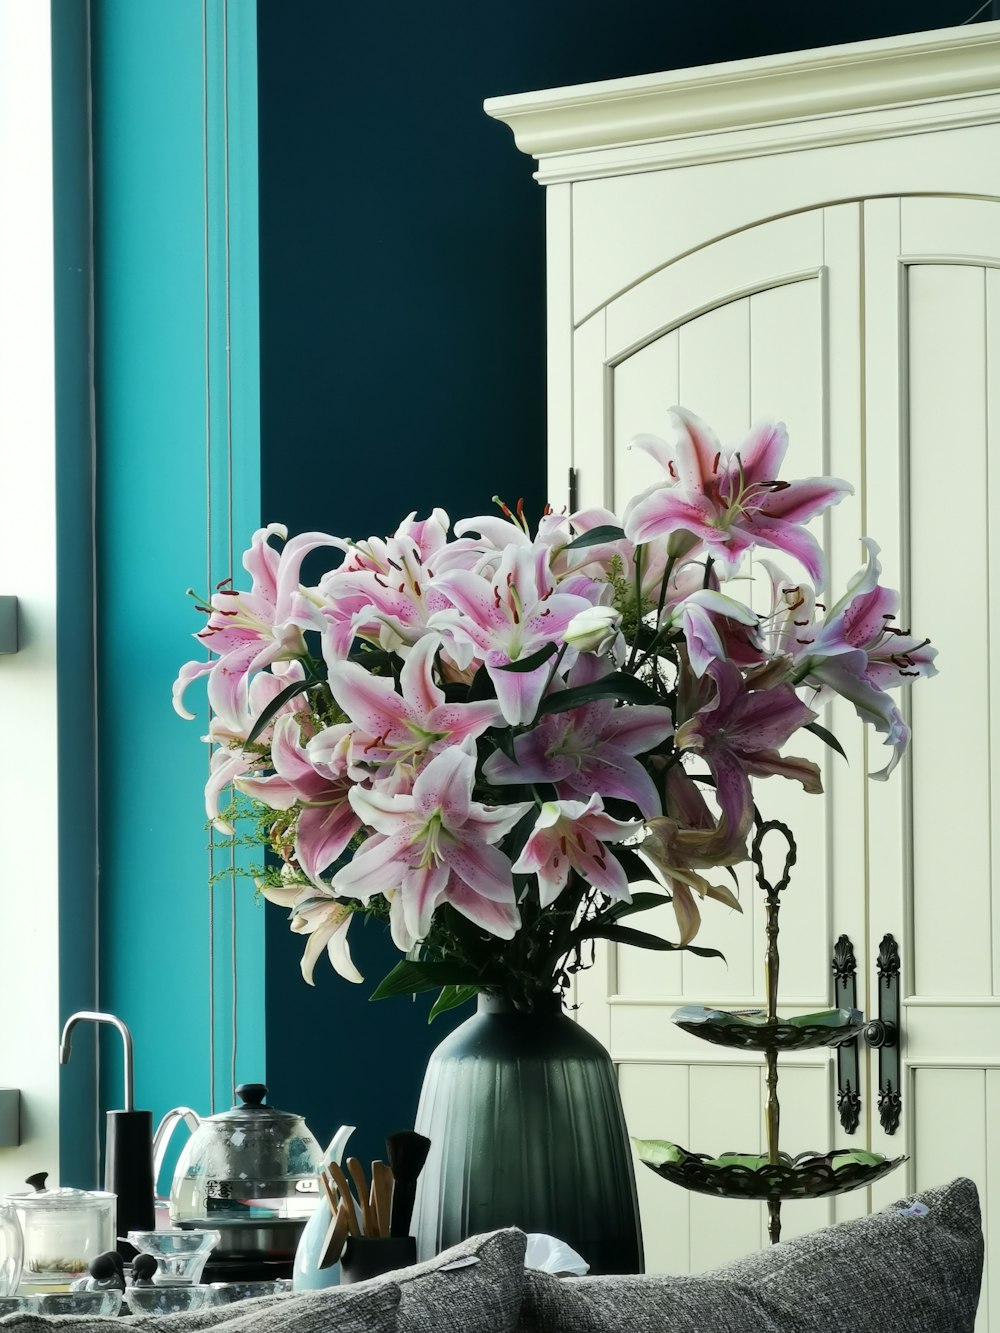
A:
477;992;563;1017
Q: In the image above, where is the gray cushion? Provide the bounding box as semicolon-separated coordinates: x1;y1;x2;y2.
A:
390;1227;527;1332
0;1281;400;1333
517;1178;984;1333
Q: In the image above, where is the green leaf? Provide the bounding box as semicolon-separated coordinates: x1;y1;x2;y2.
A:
581;923;724;960
538;671;662;716
612;846;659;886
633;1138;688;1168
370;960;487;1001
832;1150;884;1169
243;679;315;749
805;720;848;761
496;643;558;673
562;524;627;552
466;665;498;703
490;726;518;763
428;985;480;1023
598;891;673;925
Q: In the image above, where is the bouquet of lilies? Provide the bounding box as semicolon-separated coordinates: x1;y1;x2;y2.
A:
174;409;936;1015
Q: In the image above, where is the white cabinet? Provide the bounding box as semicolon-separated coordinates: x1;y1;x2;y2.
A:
488;22;1000;1325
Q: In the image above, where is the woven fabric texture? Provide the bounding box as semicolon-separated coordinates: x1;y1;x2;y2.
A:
518;1178;984;1333
0;1281;400;1333
392;1226;527;1333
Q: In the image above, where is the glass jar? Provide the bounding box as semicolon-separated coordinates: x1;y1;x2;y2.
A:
8;1174;116;1286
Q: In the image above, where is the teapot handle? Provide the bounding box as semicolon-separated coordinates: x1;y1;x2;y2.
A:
152;1107;202;1198
0;1203;23;1298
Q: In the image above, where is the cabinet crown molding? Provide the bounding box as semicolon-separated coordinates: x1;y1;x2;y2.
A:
485;21;1000;171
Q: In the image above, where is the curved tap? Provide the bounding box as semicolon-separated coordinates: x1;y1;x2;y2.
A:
59;1011;135;1112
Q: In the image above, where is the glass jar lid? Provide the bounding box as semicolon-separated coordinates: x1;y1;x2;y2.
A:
11;1173;116;1210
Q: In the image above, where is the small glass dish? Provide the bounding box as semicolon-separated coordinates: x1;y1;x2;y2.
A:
29;1289;123;1317
126;1228;220;1285
210;1279;283;1302
0;1296;31;1316
127;1284;219;1316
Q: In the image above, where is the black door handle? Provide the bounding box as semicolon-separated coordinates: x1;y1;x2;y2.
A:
872;935;902;1135
832;935;861;1134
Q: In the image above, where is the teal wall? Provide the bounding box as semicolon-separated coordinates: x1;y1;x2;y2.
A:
89;0;263;1177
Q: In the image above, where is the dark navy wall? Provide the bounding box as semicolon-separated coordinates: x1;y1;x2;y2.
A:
256;0;979;1164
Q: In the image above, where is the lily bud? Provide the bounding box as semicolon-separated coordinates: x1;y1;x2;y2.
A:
563;605;623;655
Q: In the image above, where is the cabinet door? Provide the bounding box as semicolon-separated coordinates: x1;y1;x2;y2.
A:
864;196;1000;1332
571;206;869;1272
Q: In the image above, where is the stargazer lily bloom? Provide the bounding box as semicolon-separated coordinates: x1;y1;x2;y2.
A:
483;659;673;818
512;795;641;907
623;408;852;589
675;659;822;844
173;523;340;730
428;543;597;725
317;634;502;776
333;747;531;947
663;589;761;677
237;713;360;887
762;540;937;779
261;882;361;985
637;768;745;944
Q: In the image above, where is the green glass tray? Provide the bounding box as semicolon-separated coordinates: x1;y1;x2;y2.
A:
671;1005;866;1052
634;1139;906;1202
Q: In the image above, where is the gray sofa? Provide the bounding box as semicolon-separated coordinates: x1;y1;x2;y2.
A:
0;1177;983;1332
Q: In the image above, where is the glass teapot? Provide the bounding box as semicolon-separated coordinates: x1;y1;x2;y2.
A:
0;1198;22;1297
168;1083;323;1223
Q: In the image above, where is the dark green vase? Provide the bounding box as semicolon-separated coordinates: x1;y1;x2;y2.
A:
411;993;644;1275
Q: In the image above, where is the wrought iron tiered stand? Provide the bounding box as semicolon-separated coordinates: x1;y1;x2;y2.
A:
635;820;905;1244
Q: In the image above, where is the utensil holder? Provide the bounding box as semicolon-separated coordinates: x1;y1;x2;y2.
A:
339;1236;416;1285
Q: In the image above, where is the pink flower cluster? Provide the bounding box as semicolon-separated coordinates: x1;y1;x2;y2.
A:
175;408;937;993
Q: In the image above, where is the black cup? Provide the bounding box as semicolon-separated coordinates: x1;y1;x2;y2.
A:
338;1236;417;1285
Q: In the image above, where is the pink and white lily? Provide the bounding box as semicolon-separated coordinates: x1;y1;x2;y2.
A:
236;713;360;886
663;589;761;677
317;634;502;776
512;795;641;907
428;543;597;725
623;409;852;588
261;883;361;985
762;540;937;778
675;660;822;844
483;660;673;818
333;747;531;947
173;523;341;730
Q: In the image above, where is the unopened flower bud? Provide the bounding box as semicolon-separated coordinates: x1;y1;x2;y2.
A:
564;606;623;655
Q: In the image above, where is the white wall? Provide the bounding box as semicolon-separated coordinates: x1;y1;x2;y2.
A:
0;0;61;1192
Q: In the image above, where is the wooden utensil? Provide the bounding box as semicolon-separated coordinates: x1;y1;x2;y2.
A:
325;1161;362;1237
319;1201;351;1269
372;1160;394;1239
347;1156;376;1237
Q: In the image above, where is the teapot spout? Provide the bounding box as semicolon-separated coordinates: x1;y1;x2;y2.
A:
323;1124;355;1168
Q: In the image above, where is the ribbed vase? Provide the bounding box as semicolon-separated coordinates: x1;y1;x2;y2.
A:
411;993;643;1275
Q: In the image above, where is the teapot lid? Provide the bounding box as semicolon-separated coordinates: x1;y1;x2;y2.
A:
12;1172;116;1210
205;1083;301;1127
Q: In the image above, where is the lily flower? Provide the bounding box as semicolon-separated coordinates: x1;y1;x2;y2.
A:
261;882;361;985
236;713;360;886
512;795;641;907
317;634;502;776
675;659;822;844
483;659;673;818
428;543;597;725
333;747;531;946
762;540;937;778
636;768;745;944
173;523;341;730
623;408;852;588
662;589;761;677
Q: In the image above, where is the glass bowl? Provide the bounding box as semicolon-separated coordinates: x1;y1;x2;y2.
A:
126;1228;220;1285
29;1290;122;1316
210;1279;285;1302
127;1284;218;1316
